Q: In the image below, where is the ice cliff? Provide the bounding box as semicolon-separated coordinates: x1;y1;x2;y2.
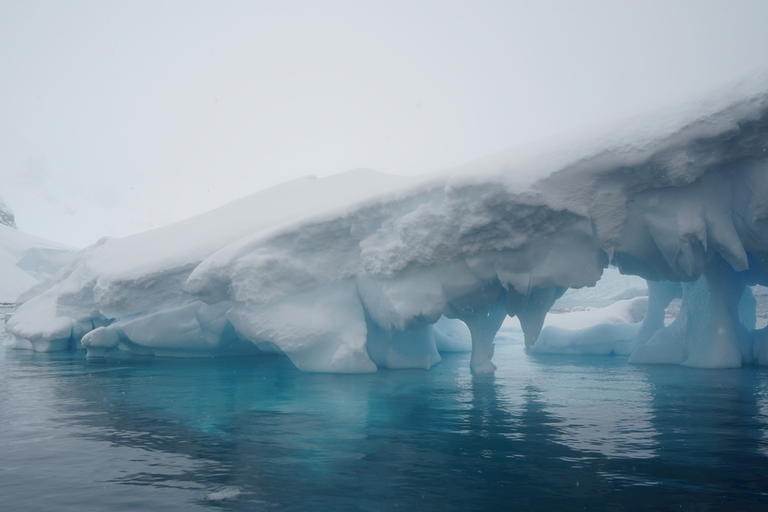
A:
6;90;768;372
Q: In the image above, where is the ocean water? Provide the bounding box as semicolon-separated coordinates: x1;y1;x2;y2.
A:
2;329;768;511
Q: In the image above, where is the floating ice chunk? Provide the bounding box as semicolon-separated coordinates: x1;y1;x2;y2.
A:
533;323;641;356
531;297;646;356
432;316;471;353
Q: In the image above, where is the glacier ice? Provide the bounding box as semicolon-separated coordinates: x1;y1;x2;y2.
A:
5;89;768;373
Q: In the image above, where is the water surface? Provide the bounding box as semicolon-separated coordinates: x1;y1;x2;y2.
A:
2;329;768;511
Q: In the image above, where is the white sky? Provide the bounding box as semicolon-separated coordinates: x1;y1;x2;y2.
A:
2;0;767;247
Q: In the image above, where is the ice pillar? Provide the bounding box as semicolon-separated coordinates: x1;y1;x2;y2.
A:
635;280;681;345
682;261;747;368
445;287;507;374
461;300;507;374
507;287;566;348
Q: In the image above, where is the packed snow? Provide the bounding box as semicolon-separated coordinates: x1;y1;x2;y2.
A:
6;89;768;373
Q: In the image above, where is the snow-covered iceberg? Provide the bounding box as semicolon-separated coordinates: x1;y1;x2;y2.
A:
7;89;768;373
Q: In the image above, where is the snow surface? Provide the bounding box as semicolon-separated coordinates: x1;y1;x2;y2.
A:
7;88;768;373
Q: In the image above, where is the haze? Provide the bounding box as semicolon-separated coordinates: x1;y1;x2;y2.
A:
2;0;767;247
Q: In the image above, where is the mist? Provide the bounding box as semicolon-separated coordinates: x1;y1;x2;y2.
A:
2;0;767;247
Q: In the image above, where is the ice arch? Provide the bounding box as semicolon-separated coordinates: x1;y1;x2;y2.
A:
5;90;768;373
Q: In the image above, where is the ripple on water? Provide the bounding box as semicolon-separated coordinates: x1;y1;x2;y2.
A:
1;336;768;511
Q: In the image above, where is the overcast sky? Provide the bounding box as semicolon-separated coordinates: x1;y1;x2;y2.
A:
2;0;767;247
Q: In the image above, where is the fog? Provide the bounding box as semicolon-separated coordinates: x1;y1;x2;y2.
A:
2;0;767;247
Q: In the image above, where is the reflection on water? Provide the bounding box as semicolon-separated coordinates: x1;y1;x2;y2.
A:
2;328;768;511
760;380;768;458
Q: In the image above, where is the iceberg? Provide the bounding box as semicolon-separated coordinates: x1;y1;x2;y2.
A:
7;89;768;373
529;297;647;356
507;268;648;356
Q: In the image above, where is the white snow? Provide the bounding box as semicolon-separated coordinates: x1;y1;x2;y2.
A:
7;88;768;373
527;298;646;356
539;297;647;331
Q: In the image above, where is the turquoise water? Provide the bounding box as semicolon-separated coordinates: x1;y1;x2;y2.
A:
2;329;768;511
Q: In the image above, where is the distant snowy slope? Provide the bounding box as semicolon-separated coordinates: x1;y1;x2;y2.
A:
0;219;71;303
8;88;768;373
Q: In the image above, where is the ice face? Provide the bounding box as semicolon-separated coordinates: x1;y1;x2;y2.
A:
6;90;768;374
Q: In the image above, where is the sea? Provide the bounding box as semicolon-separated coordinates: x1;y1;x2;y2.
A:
2;325;767;511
